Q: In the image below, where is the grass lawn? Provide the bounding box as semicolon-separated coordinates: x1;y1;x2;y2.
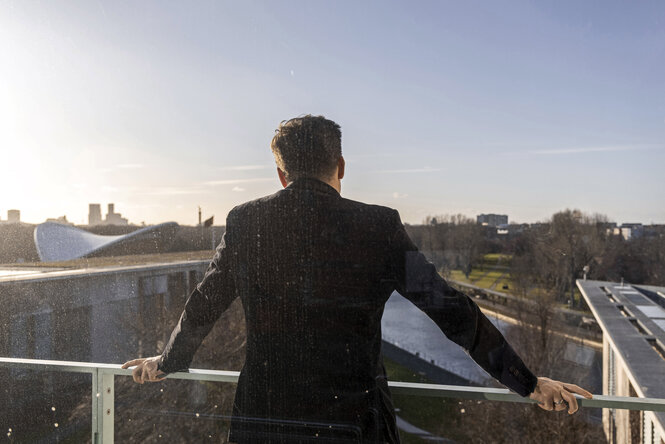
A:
472;270;504;288
449;269;471;283
482;253;512;266
493;274;513;291
449;269;505;290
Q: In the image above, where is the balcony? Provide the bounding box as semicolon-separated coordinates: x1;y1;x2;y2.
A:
1;357;664;443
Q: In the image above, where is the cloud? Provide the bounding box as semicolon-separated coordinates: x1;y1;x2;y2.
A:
376;167;442;174
219;165;272;171
142;187;208;196
344;153;400;162
232;186;245;192
506;144;660;156
392;192;408;199
205;177;274;186
97;184;210;196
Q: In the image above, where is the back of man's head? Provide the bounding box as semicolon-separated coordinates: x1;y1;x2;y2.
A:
270;115;342;182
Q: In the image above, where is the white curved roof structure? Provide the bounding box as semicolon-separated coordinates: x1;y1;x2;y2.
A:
34;222;179;262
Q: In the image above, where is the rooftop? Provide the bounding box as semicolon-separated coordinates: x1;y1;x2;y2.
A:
34;221;180;262
577;279;665;428
0;251;214;283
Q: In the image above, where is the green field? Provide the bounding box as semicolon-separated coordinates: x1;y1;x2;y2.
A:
481;253;512;267
493;273;513;291
445;254;516;291
449;268;511;291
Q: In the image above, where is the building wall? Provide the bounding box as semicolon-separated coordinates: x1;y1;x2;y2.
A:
7;210;20;224
476;213;508;227
604;336;664;444
88;204;102;226
0;261;210;437
0;262;208;364
603;335;615;442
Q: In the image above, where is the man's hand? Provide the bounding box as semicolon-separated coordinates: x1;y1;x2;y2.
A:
529;376;593;414
121;356;167;384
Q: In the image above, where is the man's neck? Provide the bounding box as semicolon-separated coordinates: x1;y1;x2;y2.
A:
289;176;341;194
324;175;341;194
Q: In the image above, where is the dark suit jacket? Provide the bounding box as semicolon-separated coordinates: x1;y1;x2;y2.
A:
158;177;537;443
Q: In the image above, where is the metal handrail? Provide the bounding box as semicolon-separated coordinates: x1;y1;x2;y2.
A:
2;356;665;443
2;357;664;411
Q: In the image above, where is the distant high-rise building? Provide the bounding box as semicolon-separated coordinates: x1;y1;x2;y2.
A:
7;209;20;224
105;203;128;226
89;204;102;226
476;213;508;227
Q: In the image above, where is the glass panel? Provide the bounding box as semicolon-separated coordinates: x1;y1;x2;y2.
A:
115;378;235;442
385;357;606;443
0;368;91;443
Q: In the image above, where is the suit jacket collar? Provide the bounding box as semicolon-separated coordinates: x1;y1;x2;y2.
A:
286;177;340;196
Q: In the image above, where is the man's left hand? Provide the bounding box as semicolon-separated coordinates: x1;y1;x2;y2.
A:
529;376;593;414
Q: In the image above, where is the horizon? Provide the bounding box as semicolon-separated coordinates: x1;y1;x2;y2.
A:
1;200;660;227
2;1;664;226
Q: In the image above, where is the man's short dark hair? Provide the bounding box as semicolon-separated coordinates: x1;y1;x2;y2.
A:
270;115;342;182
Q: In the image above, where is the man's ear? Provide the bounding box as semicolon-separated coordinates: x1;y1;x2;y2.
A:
337;156;345;180
277;168;289;188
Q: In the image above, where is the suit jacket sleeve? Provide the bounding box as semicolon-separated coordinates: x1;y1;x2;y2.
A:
158;211;239;373
387;210;537;396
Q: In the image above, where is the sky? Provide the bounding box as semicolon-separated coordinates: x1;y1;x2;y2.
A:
1;0;664;226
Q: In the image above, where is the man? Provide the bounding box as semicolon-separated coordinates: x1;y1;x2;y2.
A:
123;115;592;443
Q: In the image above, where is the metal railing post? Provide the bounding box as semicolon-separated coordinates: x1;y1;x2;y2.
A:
92;367;99;444
100;369;115;444
92;368;114;444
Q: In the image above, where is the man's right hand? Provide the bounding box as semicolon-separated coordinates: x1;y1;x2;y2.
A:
121;356;167;384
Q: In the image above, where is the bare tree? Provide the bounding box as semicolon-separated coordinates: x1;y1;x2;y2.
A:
513;210;608;307
426;214;484;279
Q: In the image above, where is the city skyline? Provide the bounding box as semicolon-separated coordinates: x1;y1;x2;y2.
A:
2;1;664;225
0;202;660;227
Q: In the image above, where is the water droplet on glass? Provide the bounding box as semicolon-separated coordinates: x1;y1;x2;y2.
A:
54;423;59;428
51;406;56;411
195;413;200;418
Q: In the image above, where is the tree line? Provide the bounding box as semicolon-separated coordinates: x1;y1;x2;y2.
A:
406;209;665;307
